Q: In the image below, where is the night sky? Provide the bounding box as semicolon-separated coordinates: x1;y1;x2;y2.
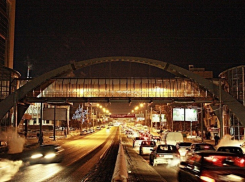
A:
14;1;245;79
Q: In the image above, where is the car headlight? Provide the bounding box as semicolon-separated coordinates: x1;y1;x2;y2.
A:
44;153;56;159
31;153;43;159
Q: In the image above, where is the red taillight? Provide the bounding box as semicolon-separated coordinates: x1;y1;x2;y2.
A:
235;157;245;167
156;154;160;157
200;176;215;182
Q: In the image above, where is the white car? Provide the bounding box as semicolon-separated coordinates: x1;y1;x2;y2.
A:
133;137;145;148
150;145;180;166
127;131;138;138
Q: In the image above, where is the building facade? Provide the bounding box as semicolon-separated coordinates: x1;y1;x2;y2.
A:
0;0;20;127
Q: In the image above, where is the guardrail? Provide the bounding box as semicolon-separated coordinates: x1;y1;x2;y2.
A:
111;142;128;182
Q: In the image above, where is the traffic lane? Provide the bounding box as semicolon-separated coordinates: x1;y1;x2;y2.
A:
61;129;112;166
140;152;179;182
122;136;167;182
44;127;119;182
8;127;117;182
130;139;182;182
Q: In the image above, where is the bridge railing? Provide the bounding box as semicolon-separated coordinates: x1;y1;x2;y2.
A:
21;78;210;99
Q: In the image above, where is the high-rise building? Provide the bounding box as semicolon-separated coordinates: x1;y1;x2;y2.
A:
0;0;20;101
0;0;15;68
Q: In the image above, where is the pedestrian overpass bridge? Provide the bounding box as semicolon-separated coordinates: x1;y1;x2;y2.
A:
21;77;213;104
0;56;245;131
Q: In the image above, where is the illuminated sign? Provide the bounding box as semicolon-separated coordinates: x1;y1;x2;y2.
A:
173;108;198;121
185;108;197;121
110;114;135;118
173;108;184;121
152;114;166;122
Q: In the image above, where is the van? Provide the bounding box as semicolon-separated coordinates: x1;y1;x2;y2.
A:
161;132;183;145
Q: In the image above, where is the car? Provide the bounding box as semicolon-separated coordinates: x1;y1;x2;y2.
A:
149;144;180;166
127;131;137;138
177;151;245;182
176;142;192;157
217;146;245;157
133;137;145;148
186;143;215;157
96;126;101;130
151;135;161;143
29;144;64;164
139;140;156;155
80;130;87;135
88;128;94;133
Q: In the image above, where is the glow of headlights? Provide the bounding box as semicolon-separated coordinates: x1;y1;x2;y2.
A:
200;176;215;182
31;153;43;159
44;153;56;159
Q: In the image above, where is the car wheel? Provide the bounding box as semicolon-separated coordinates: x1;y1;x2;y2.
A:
149;157;153;165
177;171;184;182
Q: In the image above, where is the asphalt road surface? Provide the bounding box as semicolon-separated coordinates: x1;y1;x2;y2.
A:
2;127;181;182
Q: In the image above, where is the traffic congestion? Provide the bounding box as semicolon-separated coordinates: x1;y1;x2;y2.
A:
121;123;245;182
1;122;245;182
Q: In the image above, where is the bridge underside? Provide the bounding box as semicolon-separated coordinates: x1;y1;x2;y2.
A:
23;96;213;104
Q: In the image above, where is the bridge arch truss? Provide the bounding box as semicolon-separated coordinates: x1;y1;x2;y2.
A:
0;56;245;129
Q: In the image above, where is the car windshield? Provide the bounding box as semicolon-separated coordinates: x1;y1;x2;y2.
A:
141;141;156;146
217;147;243;154
157;145;178;153
196;144;215;151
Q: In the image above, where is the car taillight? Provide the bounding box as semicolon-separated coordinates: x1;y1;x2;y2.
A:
156;154;160;157
235;157;245;167
200;176;215;182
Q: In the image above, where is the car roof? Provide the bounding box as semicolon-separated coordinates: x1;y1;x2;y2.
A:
218;146;241;148
192;143;213;145
195;151;238;156
158;144;176;147
177;142;192;144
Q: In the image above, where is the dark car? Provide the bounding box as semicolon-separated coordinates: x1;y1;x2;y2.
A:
151;135;161;143
178;151;245;182
217;146;245;157
29;144;64;164
139;140;156;155
149;144;180;166
186;143;215;157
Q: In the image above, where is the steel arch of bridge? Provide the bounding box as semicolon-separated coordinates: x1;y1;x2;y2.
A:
1;56;245;126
